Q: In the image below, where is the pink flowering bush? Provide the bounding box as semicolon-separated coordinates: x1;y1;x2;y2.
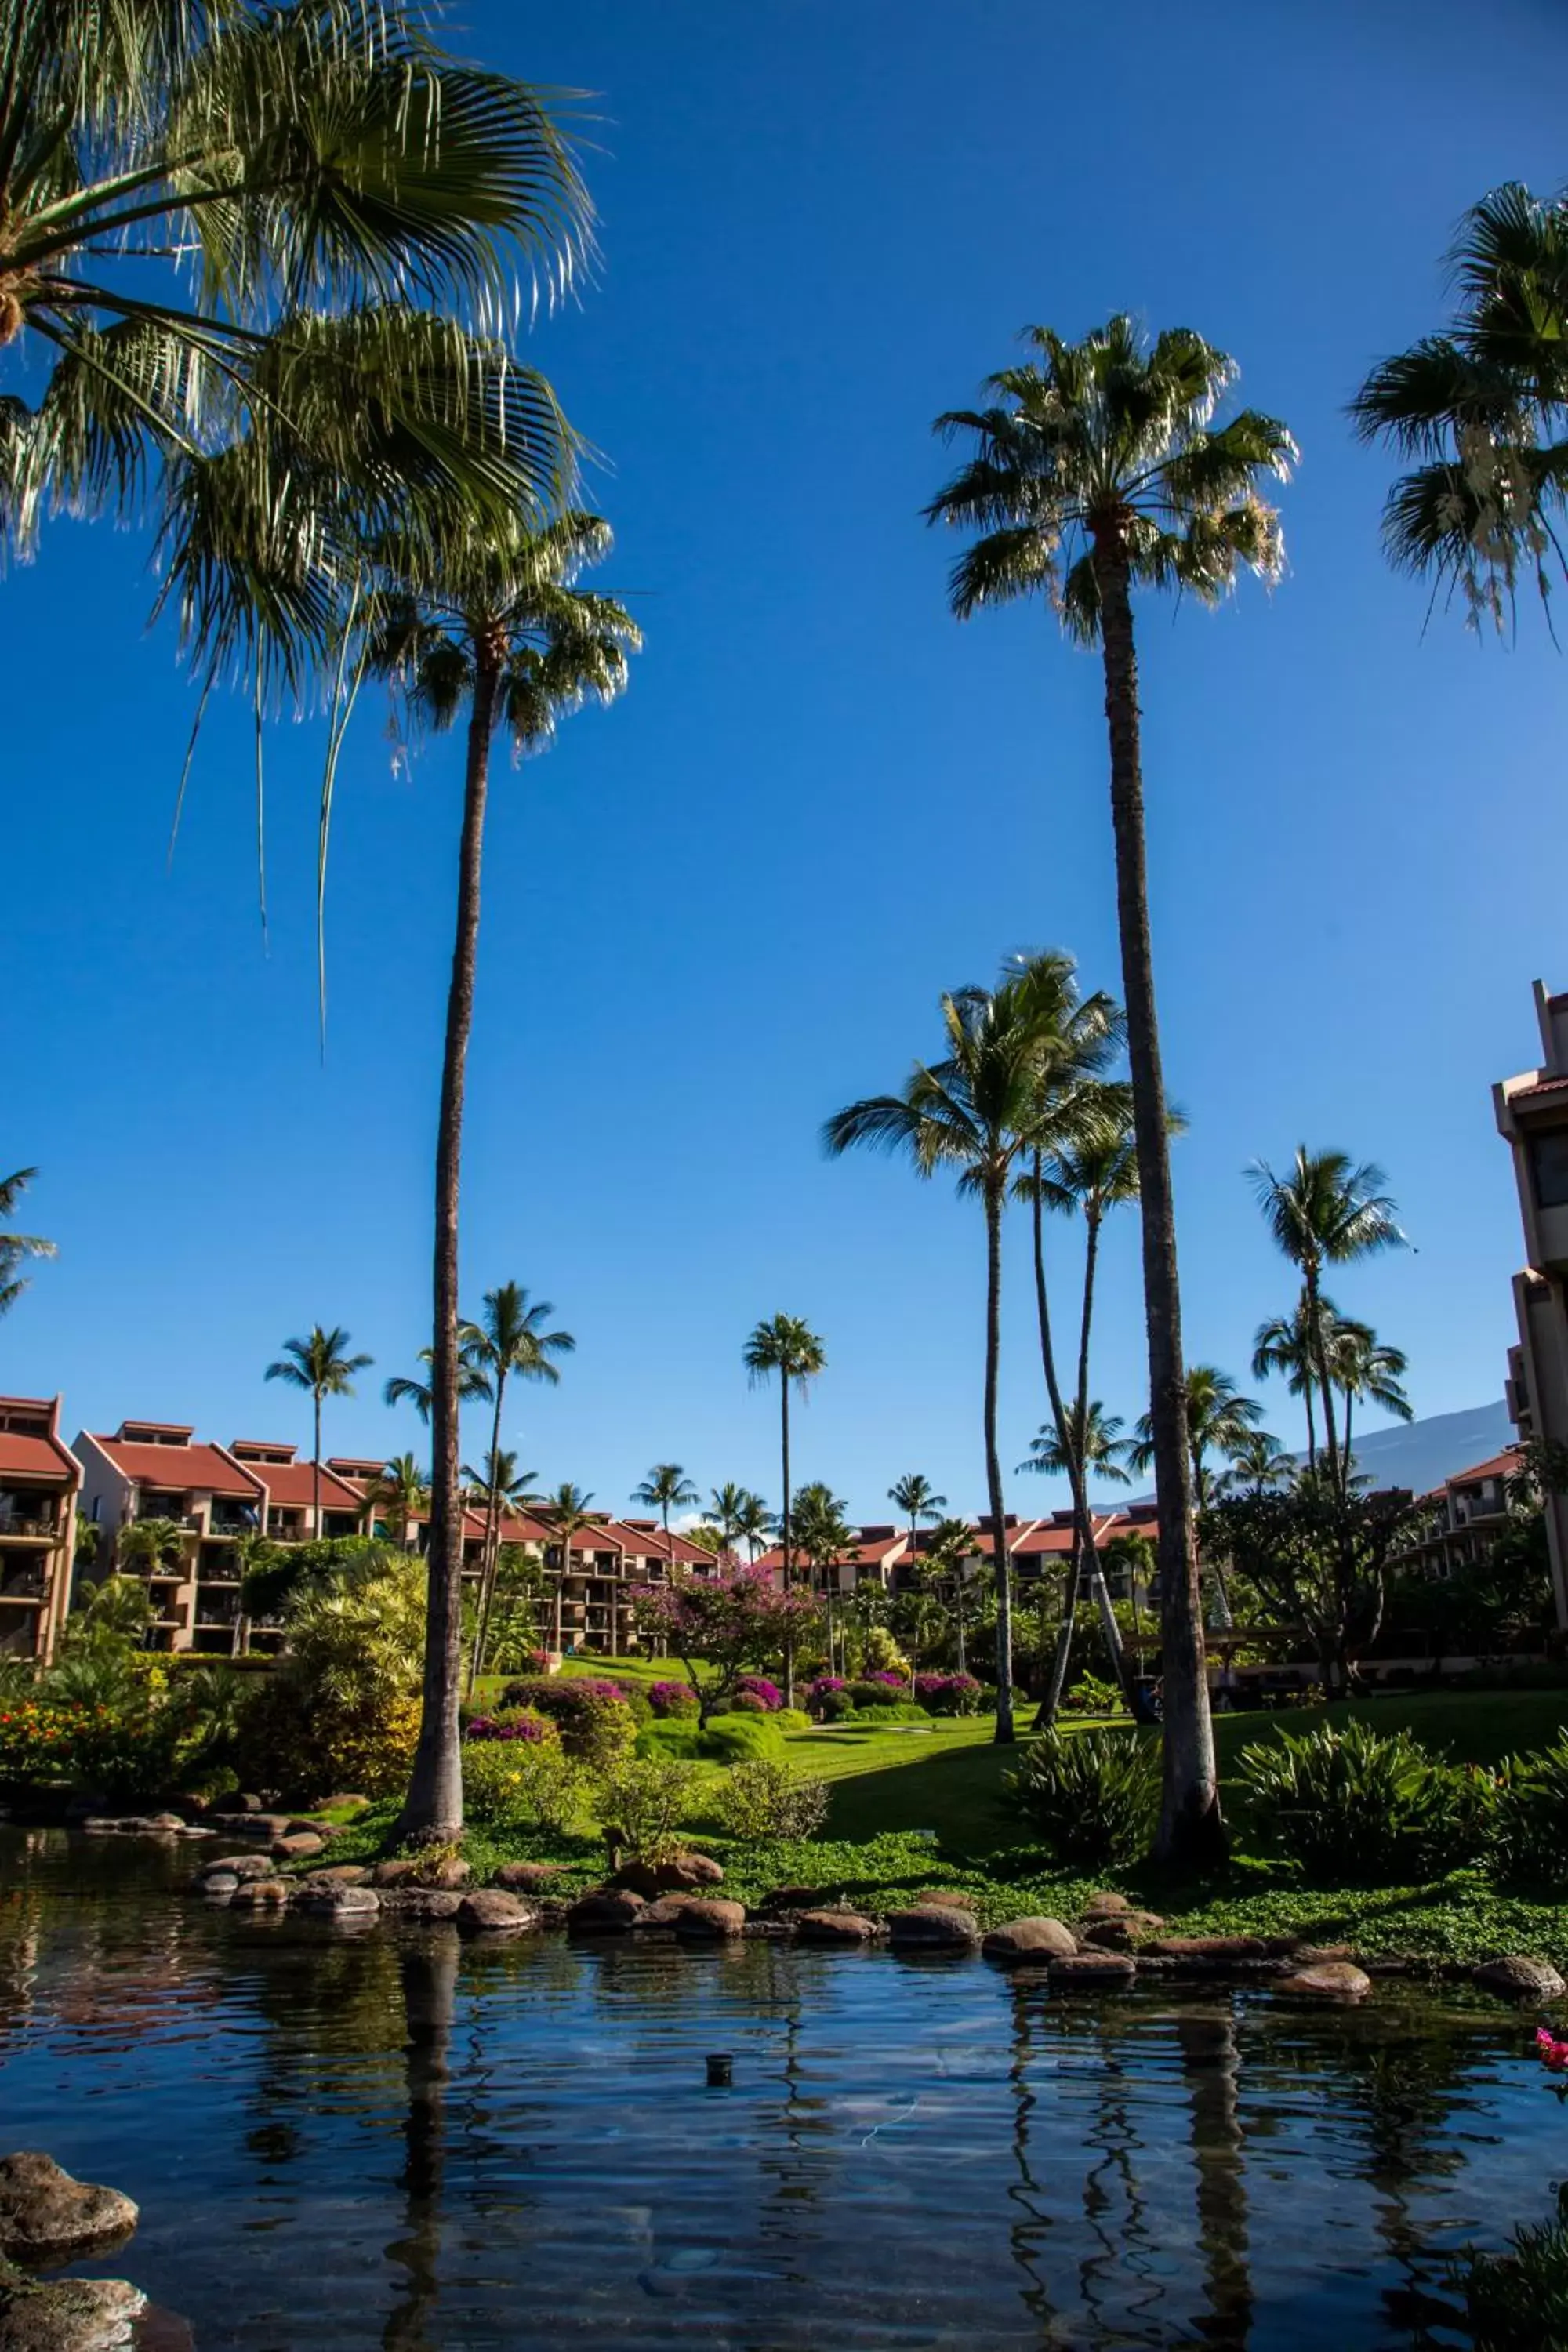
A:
1537;2028;1568;2073
495;1676;637;1765
914;1671;984;1716
466;1709;553;1744
869;1669;906;1689
648;1679;699;1719
737;1675;783;1711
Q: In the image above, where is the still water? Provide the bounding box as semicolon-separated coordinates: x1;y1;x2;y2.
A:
0;1830;1560;2349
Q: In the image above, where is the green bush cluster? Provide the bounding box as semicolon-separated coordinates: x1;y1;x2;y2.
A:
496;1677;639;1765
1008;1729;1159;1866
712;1759;830;1842
1236;1721;1496;1882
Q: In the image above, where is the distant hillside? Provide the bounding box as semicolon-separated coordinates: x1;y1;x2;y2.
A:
1345;1399;1515;1495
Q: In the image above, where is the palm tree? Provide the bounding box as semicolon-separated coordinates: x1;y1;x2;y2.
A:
374;1455;430;1551
888;1474;948;1572
265;1327;372;1538
1018;1394;1135;1723
367;516;637;1842
706;1483;751;1560
542;1483;596;1657
461;1450;541;1515
1325;1319;1414;1477
1352;183;1568;634
733;1490;775;1566
1215;1429;1292;1499
826;960;1076;1744
922;1518;978;1675
632;1464;699;1587
464;1283;573;1689
928;319;1294;1852
1132;1367;1265;1513
0;1165;55;1318
1019;1402;1133;1488
742;1314;826;1610
383;1344;494;1429
1248;1149;1407;1501
115;1517;187;1630
793;1481;858;1678
0;2;590;572
1251;1298;1328;1470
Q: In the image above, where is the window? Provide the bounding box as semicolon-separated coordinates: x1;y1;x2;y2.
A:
1530;1127;1568;1210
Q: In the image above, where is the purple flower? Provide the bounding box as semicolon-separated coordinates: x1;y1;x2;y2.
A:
737;1675;783;1711
466;1711;549;1744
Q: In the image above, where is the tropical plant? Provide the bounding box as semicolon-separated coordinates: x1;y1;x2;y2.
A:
239;1548;428;1799
732;1488;775;1565
888;1473;947;1565
1236;1721;1494;1881
494;1675;636;1767
1248;1149;1407;1499
633;1464;699;1584
791;1480;858;1677
1251;1296;1331;1469
372;1454;430;1548
929;318;1294;1856
826;953;1096;1743
707;1483;753;1557
1352;183;1568;633
1200;1475;1428;1694
383;1342;493;1428
265;1326;372;1537
459;1444;541;1682
541;1483;597;1655
1215;1429;1293;1499
742;1313;825;1696
1497;1732;1568;1885
630;1566;815;1726
0;1165;55;1317
1447;2181;1568;2352
463;1282;573;1688
460;1729;584;1834
113;1516;187;1613
920;1517;978;1675
1325;1317;1414;1474
477;1543;551;1676
1020;1401;1133;1488
591;1754;699;1863
365;514;637;1845
1008;1726;1160;1866
1132;1366;1265;1512
713;1758;830;1842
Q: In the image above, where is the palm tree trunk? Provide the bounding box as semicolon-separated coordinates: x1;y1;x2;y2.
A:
313;1396;322;1540
1030;1161;1085;1729
1090;535;1218;1862
1077;1206;1134;1706
468;1371;508;1696
984;1183;1014;1744
780;1383;795;1701
398;648;499;1842
1306;1268;1342;1498
1303;1372;1319;1474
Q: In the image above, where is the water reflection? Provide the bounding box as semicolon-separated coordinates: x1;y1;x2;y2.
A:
0;1831;1556;2350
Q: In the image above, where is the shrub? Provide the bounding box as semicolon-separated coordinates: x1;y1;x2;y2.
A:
913;1672;982;1716
1447;2183;1568;2351
1496;1732;1568;1883
1008;1729;1158;1866
731;1691;768;1712
700;1713;785;1762
465;1708;554;1744
713;1758;830;1842
844;1679;909;1711
497;1676;637;1766
1062;1671;1124;1717
463;1736;585;1831
648;1680;699;1719
241;1679;421;1801
593;1755;699;1860
858;1626;911;1682
1236;1721;1494;1881
736;1675;783;1711
840;1699;928;1726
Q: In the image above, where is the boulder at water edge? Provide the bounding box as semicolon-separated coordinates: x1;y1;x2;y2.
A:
0;2156;137;2261
887;1905;982;1952
380;1888;465;1921
293;1884;379;1921
0;2260;146;2351
1474;1955;1566;2000
1080;1911;1165;1951
982;1918;1077;1963
1048;1950;1137;1986
492;1862;564;1893
613;1853;725;1897
794;1911;877;1945
1080;1892;1131;1918
456;1891;535;1937
567;1890;645;1933
1276;1962;1372;2002
671;1899;747;1940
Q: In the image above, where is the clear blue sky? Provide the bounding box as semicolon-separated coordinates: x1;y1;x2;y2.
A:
8;0;1568;1521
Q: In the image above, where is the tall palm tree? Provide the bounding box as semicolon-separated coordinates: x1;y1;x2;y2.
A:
367;516;638;1842
265;1327;372;1538
461;1451;541;1516
1019;1402;1133;1488
793;1481;858;1678
888;1474;947;1572
928;319;1293;1852
1251;1298;1328;1471
1132;1367;1266;1513
1215;1429;1292;1499
632;1464;699;1586
1018;1394;1135;1723
733;1489;775;1566
826;960;1076;1744
922;1517;978;1676
1352;183;1568;634
383;1344;494;1429
742;1316;826;1593
374;1454;430;1552
1248;1149;1407;1501
706;1483;751;1559
542;1483;596;1656
1325;1319;1414;1478
0;1165;55;1318
0;1;590;571
464;1283;573;1689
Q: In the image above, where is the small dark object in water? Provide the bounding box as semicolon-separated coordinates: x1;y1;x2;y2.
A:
705;2053;733;2089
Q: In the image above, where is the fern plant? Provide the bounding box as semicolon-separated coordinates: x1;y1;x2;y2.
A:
1007;1729;1158;1866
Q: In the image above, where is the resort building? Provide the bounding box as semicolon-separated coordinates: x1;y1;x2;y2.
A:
0;1396;82;1665
71;1419;267;1653
1494;979;1568;1626
222;1441;370;1542
1400;1446;1525;1581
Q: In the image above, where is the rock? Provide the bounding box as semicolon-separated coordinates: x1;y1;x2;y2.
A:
914;1889;978;1911
293;1885;380;1920
567;1890;646;1933
492;1862;564;1893
0;2155;138;2260
196;1872;238;1898
671;1899;747;1940
299;1865;371;1889
227;1813;292;1840
285;1818;339;1840
1277;1962;1373;2002
1147;1933;1276;1961
143;1813;187;1835
422;1859;471;1892
795;1911;878;1945
612;1853;724;1897
1474;1955;1566;2000
227;1879;290;1908
370;1860;416;1888
887;1904;982;1951
1080;1911;1165;1950
456;1891;535;1937
270;1834;324;1861
379;1889;465;1921
0;2265;147;2350
982;1918;1077;1963
760;1886;826;1914
1081;1892;1131;1917
1048;1951;1138;1986
198;1853;274;1883
634;1896;703;1927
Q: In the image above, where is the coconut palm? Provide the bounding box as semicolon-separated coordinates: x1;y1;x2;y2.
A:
542;1483;596;1655
0;2;587;569
928;319;1293;1851
1019;1402;1133;1488
464;1284;573;1690
632;1465;699;1586
922;1518;978;1675
264;1327;372;1538
742;1316;826;1592
733;1489;775;1566
1215;1430;1292;1499
705;1483;752;1561
1132;1367;1266;1513
888;1473;948;1570
383;1344;494;1429
1251;1298;1330;1471
373;1455;430;1552
826;957;1083;1744
1018;1391;1136;1722
114;1516;187;1625
1352;183;1568;633
1325;1319;1414;1477
793;1481;858;1678
1248;1149;1407;1501
363;517;637;1841
0;1165;55;1318
461;1451;541;1515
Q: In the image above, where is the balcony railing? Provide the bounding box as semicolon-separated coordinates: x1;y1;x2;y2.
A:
136;1505;200;1530
0;1573;46;1603
0;1514;59;1540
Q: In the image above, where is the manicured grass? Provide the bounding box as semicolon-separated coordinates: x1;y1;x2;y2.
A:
1210;1688;1568;1769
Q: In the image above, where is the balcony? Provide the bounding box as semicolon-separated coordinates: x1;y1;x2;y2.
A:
136;1504;199;1531
209;1514;259;1539
0;1570;46;1604
0;1497;60;1541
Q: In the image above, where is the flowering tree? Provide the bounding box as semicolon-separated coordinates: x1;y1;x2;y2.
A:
631;1568;816;1723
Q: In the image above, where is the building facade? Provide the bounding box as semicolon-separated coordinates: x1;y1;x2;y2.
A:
72;1420;267;1653
1494;980;1568;1628
0;1396;82;1664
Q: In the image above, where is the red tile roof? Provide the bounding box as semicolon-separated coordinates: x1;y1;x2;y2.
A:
0;1431;77;1483
1446;1447;1523;1491
240;1456;368;1513
1508;1073;1568;1102
89;1432;263;1499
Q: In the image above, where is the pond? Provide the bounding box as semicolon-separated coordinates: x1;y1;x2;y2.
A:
0;1830;1559;2349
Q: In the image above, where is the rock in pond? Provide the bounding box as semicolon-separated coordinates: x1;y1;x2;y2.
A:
887;1905;981;1952
1146;1934;1280;1962
1048;1951;1137;1987
297;1865;372;1890
0;2262;147;2351
1277;1962;1372;2002
456;1891;535;1937
270;1833;325;1861
379;1888;465;1922
612;1853;725;1898
0;2156;137;2261
196;1853;275;1885
671;1899;747;1940
1080;1911;1165;1951
492;1862;564;1894
293;1884;379;1921
982;1918;1077;1963
567;1889;645;1933
794;1911;877;1945
1474;1955;1566;2001
227;1879;290;1909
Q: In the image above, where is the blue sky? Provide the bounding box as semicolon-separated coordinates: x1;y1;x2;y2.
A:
7;0;1568;1521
